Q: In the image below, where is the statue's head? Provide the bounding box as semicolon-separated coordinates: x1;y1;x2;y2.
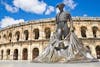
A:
56;3;65;10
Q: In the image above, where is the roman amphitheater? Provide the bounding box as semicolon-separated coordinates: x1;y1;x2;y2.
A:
0;17;100;61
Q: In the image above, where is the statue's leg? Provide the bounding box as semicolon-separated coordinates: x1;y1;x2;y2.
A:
56;28;62;40
56;22;63;40
63;23;69;38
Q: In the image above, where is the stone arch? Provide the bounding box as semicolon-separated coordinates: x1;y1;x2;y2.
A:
1;50;4;60
0;35;1;43
81;26;87;37
8;33;12;42
96;45;100;59
0;35;1;39
44;27;51;39
13;49;18;60
33;28;39;39
3;34;7;40
92;26;98;37
15;31;20;41
22;48;28;60
6;49;10;60
32;48;39;60
24;30;29;40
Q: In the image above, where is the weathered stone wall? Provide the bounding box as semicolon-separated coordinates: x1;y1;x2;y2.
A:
0;17;100;61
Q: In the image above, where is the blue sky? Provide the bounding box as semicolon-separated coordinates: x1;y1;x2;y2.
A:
0;0;100;28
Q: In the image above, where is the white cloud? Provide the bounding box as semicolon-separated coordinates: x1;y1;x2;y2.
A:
45;6;54;15
83;14;88;17
2;2;19;13
13;0;47;14
2;0;54;14
1;0;77;14
63;0;77;9
0;16;25;28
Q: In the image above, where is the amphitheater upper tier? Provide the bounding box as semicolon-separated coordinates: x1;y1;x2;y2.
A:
0;17;100;61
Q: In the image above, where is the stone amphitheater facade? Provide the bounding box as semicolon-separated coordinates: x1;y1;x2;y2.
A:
0;17;100;61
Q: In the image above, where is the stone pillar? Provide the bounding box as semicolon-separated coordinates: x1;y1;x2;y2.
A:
86;25;93;38
39;27;45;39
18;46;21;60
28;30;32;40
0;33;2;44
91;46;97;58
10;47;13;60
19;45;22;60
39;43;44;55
12;30;16;42
0;50;1;60
28;44;31;61
19;29;23;41
22;31;25;41
3;50;6;60
76;27;81;38
97;31;100;38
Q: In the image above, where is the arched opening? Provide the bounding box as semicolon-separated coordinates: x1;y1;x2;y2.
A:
1;50;3;60
96;46;100;59
33;28;39;39
81;26;87;37
6;49;10;60
3;34;6;38
22;48;28;60
3;34;7;41
13;49;18;60
86;46;91;54
45;27;51;39
0;35;1;39
24;30;29;40
8;33;12;42
15;31;20;41
32;48;39;60
92;26;98;38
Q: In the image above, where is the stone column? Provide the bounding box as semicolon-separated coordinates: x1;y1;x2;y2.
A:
3;49;6;60
12;30;16;42
91;46;97;58
97;31;100;38
10;47;13;60
76;27;81;38
86;25;93;38
0;33;3;44
39;43;44;55
19;29;23;41
19;45;22;60
17;46;21;60
28;28;32;40
39;27;45;39
28;44;32;61
0;50;1;60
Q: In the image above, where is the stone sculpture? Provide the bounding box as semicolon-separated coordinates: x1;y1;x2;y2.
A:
33;3;98;63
